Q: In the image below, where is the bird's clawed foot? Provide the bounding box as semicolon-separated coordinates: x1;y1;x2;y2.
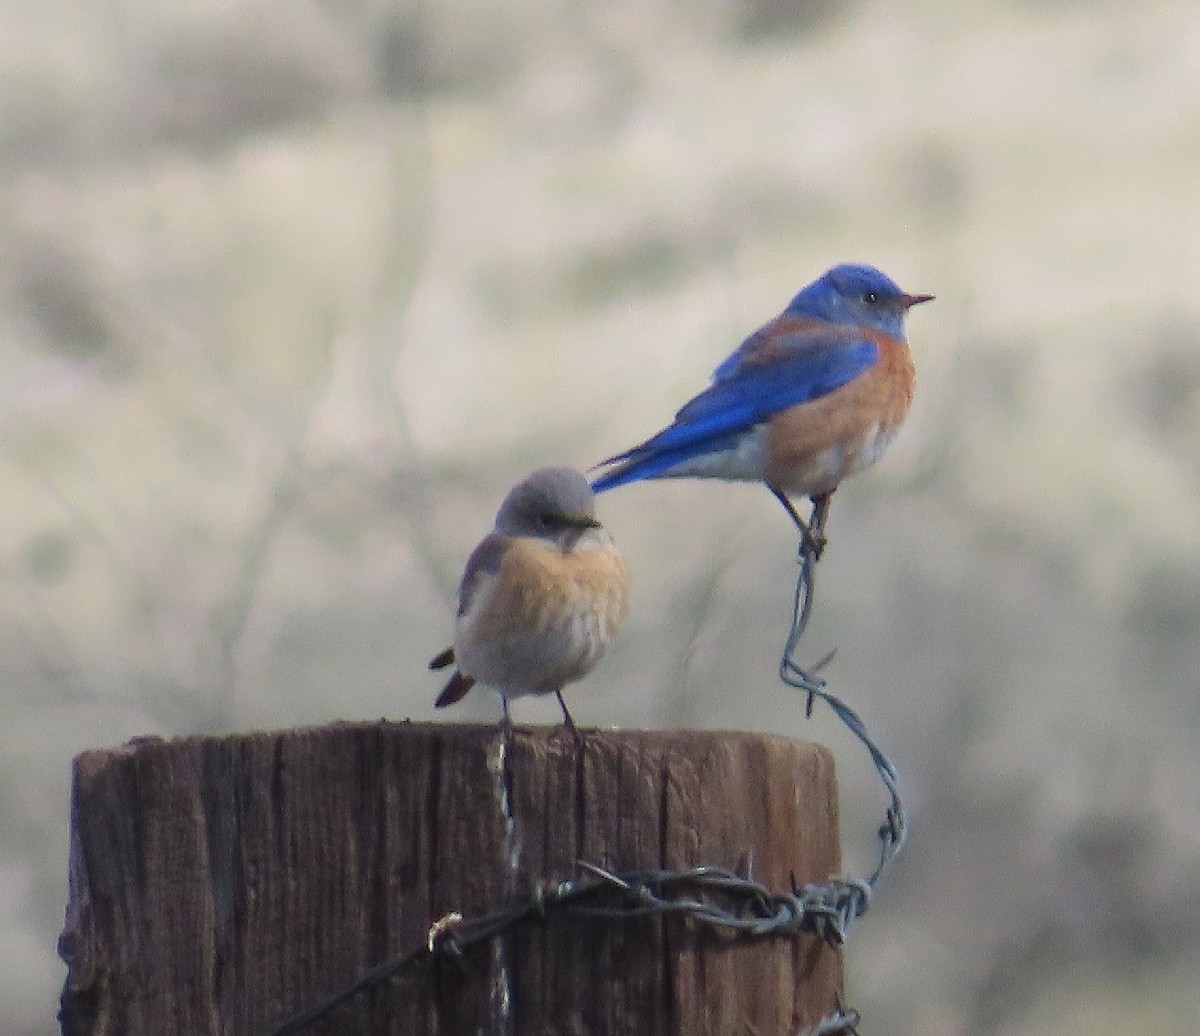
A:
769;487;833;561
805;493;833;561
799;524;827;562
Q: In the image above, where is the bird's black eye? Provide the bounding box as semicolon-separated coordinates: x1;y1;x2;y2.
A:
537;512;554;527
863;291;879;305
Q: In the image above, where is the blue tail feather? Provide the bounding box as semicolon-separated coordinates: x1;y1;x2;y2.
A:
591;431;743;492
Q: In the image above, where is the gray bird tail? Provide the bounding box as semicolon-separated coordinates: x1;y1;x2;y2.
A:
435;671;476;708
429;646;455;670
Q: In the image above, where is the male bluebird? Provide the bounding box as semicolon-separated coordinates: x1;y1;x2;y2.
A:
591;263;933;553
430;467;631;733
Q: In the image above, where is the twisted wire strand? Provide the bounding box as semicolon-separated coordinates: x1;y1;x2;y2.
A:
779;544;907;892
266;524;906;1036
268;865;868;1036
776;534;908;1034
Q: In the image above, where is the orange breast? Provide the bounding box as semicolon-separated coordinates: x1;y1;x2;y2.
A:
495;538;630;624
763;332;915;496
454;536;631;694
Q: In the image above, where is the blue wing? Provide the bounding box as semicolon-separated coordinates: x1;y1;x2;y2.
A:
593;331;878;492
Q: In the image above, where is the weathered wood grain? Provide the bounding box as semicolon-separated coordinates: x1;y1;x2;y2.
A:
59;723;842;1035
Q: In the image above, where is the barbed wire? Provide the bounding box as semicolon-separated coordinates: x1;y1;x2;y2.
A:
775;532;908;1034
781;542;907;888
267;864;868;1036
265;521;905;1036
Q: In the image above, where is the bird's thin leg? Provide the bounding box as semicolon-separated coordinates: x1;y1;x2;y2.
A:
767;484;827;560
768;483;809;531
808;492;834;557
555;690;581;742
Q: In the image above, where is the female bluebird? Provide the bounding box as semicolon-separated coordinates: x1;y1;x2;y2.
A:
591;263;933;553
430;467;631;733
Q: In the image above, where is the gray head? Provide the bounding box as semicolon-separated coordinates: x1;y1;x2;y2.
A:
494;466;601;540
785;263;934;340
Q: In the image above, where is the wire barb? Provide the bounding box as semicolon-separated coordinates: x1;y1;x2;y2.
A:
426;911;463;954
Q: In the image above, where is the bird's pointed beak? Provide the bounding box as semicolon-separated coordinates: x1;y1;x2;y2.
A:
565;514;603;530
902;292;935;308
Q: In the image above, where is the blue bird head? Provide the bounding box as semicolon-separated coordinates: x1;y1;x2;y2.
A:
786;263;933;339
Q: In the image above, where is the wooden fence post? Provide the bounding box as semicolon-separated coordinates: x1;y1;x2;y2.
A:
59;722;843;1035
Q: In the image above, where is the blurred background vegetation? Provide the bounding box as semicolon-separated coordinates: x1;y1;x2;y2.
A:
4;0;1200;1032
